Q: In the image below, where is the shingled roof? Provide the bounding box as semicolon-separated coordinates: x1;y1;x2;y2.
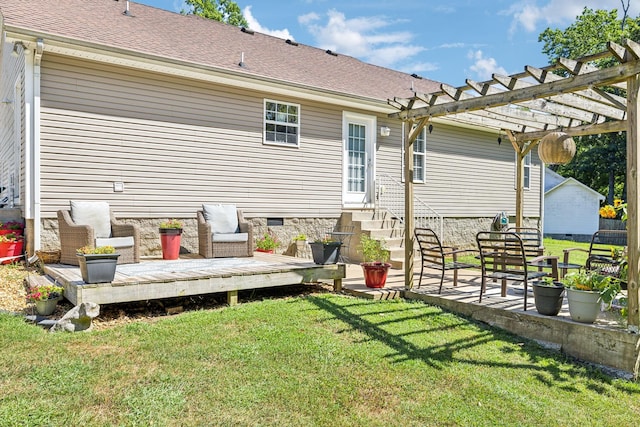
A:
0;0;440;104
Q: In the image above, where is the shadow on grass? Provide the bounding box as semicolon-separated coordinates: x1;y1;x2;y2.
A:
307;295;640;390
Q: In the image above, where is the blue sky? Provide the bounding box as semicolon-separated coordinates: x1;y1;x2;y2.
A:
135;0;638;85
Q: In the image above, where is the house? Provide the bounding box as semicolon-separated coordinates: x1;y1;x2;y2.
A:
0;0;544;258
543;168;604;241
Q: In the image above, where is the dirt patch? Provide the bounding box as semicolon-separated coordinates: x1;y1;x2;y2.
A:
0;262;333;330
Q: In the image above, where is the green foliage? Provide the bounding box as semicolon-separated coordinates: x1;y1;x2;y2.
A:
76;245;116;255
538;7;640;202
358;234;389;263
561;271;621;304
159;219;183;229
25;283;63;302
182;0;248;27
292;233;307;241
256;232;279;250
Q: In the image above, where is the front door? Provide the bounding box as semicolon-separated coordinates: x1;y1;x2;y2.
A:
343;112;375;207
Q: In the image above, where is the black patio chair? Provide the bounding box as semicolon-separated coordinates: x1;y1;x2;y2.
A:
414;228;477;293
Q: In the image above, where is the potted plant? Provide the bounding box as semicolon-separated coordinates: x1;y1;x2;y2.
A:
532;277;565;316
309;235;342;265
0;233;24;264
256;232;279;254
292;233;308;258
26;283;64;315
562;271;621;323
159;219;183;260
76;245;120;284
358;235;391;288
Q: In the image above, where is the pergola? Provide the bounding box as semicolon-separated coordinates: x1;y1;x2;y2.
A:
388;39;640;332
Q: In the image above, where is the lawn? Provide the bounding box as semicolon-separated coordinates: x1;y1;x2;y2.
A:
1;292;639;426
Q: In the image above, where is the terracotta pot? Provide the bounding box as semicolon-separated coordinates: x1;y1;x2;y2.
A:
256;248;274;254
361;262;392;288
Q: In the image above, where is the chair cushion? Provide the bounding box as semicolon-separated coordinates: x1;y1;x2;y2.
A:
212;232;248;243
203;204;239;234
70;201;111;238
96;236;135;248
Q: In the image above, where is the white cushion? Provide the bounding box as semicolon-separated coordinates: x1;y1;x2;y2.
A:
212;232;248;243
70;201;111;238
203;204;238;234
96;236;135;248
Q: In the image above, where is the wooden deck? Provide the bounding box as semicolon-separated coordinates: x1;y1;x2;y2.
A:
42;253;345;306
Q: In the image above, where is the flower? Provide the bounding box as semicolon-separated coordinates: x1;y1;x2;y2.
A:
159;219;183;229
0;220;24;230
26;284;63;302
599;204;617;219
256;232;279;250
76;245;116;255
0;233;23;242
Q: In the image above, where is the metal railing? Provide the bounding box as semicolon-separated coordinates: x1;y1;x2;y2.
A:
376;173;443;238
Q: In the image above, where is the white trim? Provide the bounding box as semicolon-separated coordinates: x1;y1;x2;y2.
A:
263;99;300;148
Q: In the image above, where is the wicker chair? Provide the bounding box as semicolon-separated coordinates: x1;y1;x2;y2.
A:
197;206;253;258
57;205;140;266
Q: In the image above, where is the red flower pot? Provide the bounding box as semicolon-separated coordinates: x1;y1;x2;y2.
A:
159;228;182;260
0;240;23;264
361;262;391;288
256;248;274;254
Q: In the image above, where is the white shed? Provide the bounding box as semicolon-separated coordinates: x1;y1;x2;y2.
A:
544;168;605;240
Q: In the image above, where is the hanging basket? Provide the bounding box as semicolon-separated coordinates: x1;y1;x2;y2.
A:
538;131;576;165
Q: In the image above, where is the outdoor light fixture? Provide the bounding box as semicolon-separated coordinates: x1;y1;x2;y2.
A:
380;126;391;137
11;41;25;57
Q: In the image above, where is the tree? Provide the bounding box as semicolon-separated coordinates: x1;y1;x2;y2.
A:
538;6;640;203
181;0;248;27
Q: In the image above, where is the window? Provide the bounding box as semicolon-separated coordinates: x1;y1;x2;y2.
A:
264;100;300;147
402;126;426;182
515;151;531;190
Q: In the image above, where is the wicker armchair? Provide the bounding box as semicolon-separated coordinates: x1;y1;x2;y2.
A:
57;206;140;266
197;206;253;258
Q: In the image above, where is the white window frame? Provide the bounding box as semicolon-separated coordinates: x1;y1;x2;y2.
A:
263;99;300;147
515;151;531;190
401;126;426;183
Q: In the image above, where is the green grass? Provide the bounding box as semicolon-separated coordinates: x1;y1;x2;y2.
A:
1;293;639;426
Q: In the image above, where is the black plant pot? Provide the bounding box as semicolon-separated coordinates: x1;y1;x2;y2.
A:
532;282;565;316
77;253;120;284
309;242;342;265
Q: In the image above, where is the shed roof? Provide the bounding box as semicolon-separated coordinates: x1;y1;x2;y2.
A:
0;0;440;104
544;169;605;201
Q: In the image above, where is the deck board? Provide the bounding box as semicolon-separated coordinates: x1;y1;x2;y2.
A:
43;253;345;306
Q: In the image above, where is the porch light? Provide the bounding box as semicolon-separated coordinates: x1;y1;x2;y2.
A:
538;131;576;165
380;126;391;137
11;41;25;57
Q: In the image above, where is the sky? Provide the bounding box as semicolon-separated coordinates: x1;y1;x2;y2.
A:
134;0;639;85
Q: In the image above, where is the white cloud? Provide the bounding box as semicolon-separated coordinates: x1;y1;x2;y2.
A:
504;0;640;35
300;9;425;71
467;50;508;80
243;6;294;40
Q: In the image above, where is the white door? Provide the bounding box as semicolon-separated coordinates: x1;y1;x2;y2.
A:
343;112;376;207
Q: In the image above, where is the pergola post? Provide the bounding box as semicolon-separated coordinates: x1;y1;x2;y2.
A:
626;74;639;332
507;131;537;228
403;118;429;290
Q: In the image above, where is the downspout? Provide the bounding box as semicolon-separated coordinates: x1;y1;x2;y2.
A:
24;39;43;255
539;163;545;234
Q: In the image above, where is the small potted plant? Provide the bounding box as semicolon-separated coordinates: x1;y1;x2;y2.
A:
26;283;64;315
292;233;308;257
256;232;279;254
159;219;184;260
562;271;621;323
358;235;391;288
76;245;120;284
309;235;342;265
532;277;565;316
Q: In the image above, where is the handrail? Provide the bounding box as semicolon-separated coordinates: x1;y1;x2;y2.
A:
376;173;443;238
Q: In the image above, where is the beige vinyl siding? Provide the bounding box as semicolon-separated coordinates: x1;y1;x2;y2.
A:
376;121;541;218
39;54;344;219
0;40;24;210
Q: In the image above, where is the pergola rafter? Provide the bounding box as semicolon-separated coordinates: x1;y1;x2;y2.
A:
388;39;640;336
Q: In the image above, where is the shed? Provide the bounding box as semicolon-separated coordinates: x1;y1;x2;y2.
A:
544;168;604;241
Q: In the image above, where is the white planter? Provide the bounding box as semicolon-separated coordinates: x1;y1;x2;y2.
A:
566;288;601;323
